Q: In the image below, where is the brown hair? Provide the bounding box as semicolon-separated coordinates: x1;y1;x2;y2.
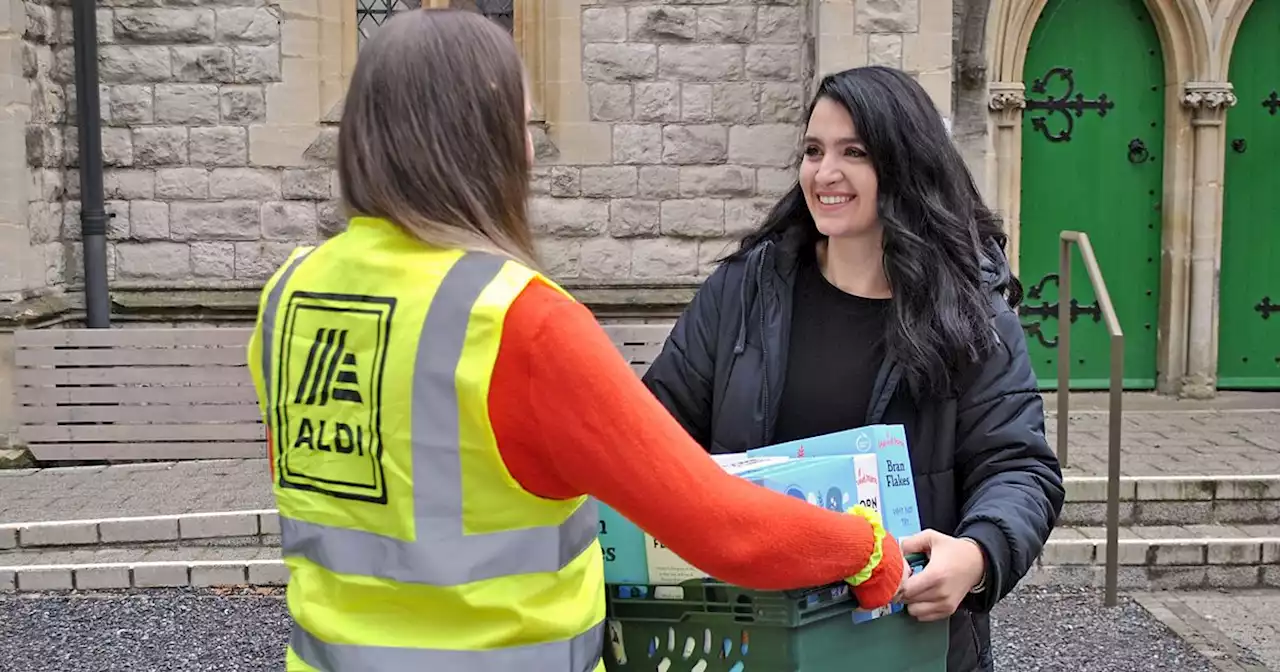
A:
337;8;538;267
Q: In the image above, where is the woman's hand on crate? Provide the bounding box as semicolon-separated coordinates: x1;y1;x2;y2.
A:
892;555;912;602
896;530;987;621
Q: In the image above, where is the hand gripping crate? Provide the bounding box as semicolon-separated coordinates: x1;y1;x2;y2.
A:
602;555;948;672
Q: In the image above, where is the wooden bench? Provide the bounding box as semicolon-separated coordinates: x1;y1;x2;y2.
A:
13;323;675;462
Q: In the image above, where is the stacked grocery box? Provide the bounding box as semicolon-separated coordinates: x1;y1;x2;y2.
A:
598;424;949;672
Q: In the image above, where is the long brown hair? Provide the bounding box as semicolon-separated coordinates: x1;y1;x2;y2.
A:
337;8;538;267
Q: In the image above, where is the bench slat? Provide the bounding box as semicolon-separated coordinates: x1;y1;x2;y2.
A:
601;324;674;344
14;323;676;462
20;403;263;424
20;422;266;443
17;366;252;387
27;442;265;462
15;345;249;367
14;327;252;348
18;385;259;406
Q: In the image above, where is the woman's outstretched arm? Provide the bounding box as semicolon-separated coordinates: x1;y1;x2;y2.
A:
488;277;905;607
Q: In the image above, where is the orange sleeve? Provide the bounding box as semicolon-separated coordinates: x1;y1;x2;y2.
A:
488;278;904;604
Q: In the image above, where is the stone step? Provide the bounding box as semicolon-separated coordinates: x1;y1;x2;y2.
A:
4;519;1280;593
1061;475;1280;526
0;546;284;592
1028;523;1280;592
1;475;1272;550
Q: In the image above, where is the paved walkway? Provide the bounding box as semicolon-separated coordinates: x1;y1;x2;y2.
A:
1136;589;1280;671
1;405;1278;525
1053;407;1280;477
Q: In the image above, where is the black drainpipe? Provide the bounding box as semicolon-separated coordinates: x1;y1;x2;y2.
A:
71;0;111;328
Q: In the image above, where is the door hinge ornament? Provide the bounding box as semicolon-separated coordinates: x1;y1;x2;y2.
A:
1019;273;1103;349
1256;297;1277;320
1263;91;1279;116
1025;67;1115;143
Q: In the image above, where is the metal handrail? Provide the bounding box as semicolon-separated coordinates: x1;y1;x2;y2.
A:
1056;231;1124;608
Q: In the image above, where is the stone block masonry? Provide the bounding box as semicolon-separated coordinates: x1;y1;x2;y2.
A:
539;1;811;284
21;0;340;291
6;0;953;303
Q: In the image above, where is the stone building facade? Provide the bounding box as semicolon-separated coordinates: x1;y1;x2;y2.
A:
0;0;954;326
0;0;955;445
2;0;1274;450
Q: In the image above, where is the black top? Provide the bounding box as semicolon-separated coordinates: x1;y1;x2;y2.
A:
771;245;892;443
641;226;1065;671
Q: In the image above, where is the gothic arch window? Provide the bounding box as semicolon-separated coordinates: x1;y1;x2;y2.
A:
356;0;515;46
350;0;544;120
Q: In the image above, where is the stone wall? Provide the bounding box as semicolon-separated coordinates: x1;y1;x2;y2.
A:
0;0;966;447
21;0;341;298
4;0;961;317
532;2;810;284
2;0;57;307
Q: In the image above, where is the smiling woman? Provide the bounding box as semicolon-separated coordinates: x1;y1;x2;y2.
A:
800;99;882;253
641;65;1065;672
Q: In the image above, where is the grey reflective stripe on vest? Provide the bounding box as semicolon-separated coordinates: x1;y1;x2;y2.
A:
272;251;600;583
262;251;604;671
259;249;314;416
291;617;605;672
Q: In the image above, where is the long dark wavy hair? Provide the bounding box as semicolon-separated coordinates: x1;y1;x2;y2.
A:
731;66;1024;399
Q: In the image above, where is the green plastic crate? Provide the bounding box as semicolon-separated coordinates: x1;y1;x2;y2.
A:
602;555;948;672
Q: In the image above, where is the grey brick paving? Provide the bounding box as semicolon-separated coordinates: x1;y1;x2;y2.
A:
1135;589;1280;671
0;459;273;524
1049;409;1280;478
0;546;271;567
0;408;1278;524
0;585;1232;672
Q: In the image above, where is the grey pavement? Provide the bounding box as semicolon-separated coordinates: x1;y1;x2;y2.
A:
0;407;1278;524
1134;589;1280;671
1050;407;1280;478
0;459;273;525
0;585;1247;672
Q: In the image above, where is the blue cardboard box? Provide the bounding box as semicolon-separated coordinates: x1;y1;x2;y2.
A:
746;424;922;543
596;424;922;595
598;455;865;585
596;455;791;585
747;424;923;622
735;455;859;512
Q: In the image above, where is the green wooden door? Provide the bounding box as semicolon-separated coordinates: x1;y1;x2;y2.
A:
1219;0;1280;388
1018;0;1165;390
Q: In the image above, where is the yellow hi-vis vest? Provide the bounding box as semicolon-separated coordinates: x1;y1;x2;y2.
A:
246;217;607;672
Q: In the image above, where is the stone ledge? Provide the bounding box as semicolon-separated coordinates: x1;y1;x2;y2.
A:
1065;475;1280;503
1023;564;1280;591
4;556;1279;593
1061;499;1280;527
0;510;277;549
1037;537;1280;567
0;281;701;327
0;560;287;592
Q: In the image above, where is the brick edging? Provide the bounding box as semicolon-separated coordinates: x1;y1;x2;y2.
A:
5;554;1280;594
0;510;278;551
1064;475;1280;503
0;559;287;592
1041;537;1280;566
3;473;1279;550
1027;564;1280;592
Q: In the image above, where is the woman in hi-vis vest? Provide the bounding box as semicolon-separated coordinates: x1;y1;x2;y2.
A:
246;9;909;672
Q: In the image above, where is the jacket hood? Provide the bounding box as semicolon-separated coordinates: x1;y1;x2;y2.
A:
979;236;1015;297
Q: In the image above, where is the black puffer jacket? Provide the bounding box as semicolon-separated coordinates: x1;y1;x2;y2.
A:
641;227;1065;672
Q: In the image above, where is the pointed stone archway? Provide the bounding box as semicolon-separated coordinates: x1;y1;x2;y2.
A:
980;0;1260;395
